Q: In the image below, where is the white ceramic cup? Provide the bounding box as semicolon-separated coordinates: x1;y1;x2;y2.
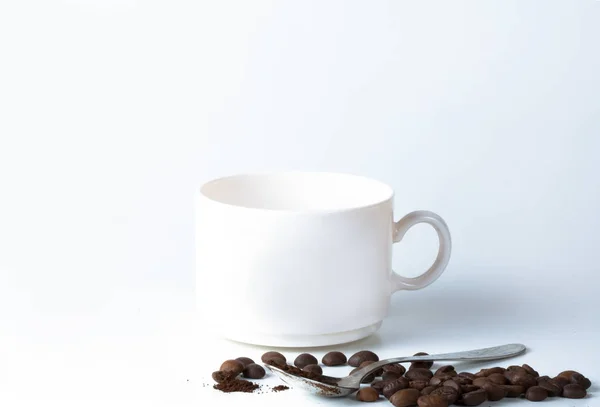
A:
196;172;451;347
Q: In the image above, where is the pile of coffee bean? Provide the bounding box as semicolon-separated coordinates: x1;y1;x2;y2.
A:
210;349;592;405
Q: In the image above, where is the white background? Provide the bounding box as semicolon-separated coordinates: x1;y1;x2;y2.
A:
0;1;599;406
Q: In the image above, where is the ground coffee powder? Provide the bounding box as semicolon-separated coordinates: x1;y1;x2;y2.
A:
213;377;259;393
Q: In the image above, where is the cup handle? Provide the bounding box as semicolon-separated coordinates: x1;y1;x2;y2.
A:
391;210;451;292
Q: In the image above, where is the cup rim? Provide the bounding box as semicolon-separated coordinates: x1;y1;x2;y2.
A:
198;171;394;214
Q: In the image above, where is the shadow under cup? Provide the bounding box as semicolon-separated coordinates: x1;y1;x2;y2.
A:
196;172;451;347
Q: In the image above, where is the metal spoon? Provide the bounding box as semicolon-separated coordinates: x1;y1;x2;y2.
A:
265;343;526;397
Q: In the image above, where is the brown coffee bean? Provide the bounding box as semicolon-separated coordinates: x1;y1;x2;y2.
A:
461;385;479;394
242;363;265;379
417;394;448;407
537;378;561;396
348;350;379;367
525;386;548;401
406;368;433;381
357;387;380;402
410;380;429;391
471;377;489;388
322;351;347;366
557;370;578;380
451;376;472;385
506;365;525;373
234;357;254;368
512;373;537;389
458;372;477;381
302;364;322;375
421;385;439;396
442;380;462;395
571;372;591;389
371;380;394;395
480;381;506;401
435;366;456;376
460;388;487;406
562;383;587;399
501;384;525;397
220;359;244;375
411;352;433;369
383;378;410;399
430;386;459;404
522;364;539;377
350;366;376;383
429;376;446;386
261;351;286;364
212;370;236;383
293;353;317;368
487;373;507;385
476;367;505;377
389;388;421;407
537;375;551;382
383;371;401;381
552;375;570;389
383;363;407;376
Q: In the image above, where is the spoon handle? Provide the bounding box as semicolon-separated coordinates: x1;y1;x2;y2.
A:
347;343;526;382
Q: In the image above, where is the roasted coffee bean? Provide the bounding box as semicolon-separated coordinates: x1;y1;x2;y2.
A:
389;388;421;407
302;364;322;375
322;351;347;366
537;378;561;396
522;364;539;377
552;375;570;389
458;372;477;381
212;370;237;383
510;373;537;389
372;380;394;395
383;363;407;376
571;372;592;389
429;376;447;386
557;370;578;380
234;357;254;368
421;385;439;396
242;363;265;379
442;380;462;395
471;377;489;388
410;380;429;391
261;351;286;364
461;385;479;394
487;372;507;385
220;360;244;375
460;388;487;406
350;366;376;383
357;387;380;402
417;394;448;407
383;371;401;381
476;367;504;377
411;352;434;369
501;384;525;397
430;386;459;405
360;360;383;376
406;368;433;381
348;350;379;367
435;366;456;376
537;375;551;382
525;386;548;401
505;366;527;375
293;353;318;369
383;378;410;399
451;376;472;385
480;382;506;401
562;383;587;399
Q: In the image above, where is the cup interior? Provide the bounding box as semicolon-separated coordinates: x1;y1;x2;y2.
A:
200;172;393;211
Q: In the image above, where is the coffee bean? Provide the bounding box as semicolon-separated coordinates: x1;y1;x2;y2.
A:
410;380;429;391
487;372;507;385
421;385;439;396
357;387;379;402
501;384;525;397
371;380;394;395
443;379;462;393
417;394;448;407
552;375;570;389
234;357;254;368
512;373;537;389
294;353;318;369
525;386;548;401
451;376;472;385
522;364;539;377
242;363;265;379
383;378;410;399
411;352;433;369
430;386;459;405
212;370;236;383
471;377;489;388
302;364;322;375
571;372;592;389
480;381;506;401
429;376;446;386
322;351;347;366
360;360;383;376
537;375;551;382
460;385;479;394
460;388;487;406
562;383;587;399
348;350;379;367
476;367;504;377
261;351;286;364
406;368;433;381
557;370;578;380
220;360;244;375
537;378;561;396
435;365;456;376
389;388;421;407
350;366;376;383
458;372;477;381
384;363;407;376
383;371;401;381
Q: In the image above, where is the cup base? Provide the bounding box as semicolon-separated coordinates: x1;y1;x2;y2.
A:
221;321;383;348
